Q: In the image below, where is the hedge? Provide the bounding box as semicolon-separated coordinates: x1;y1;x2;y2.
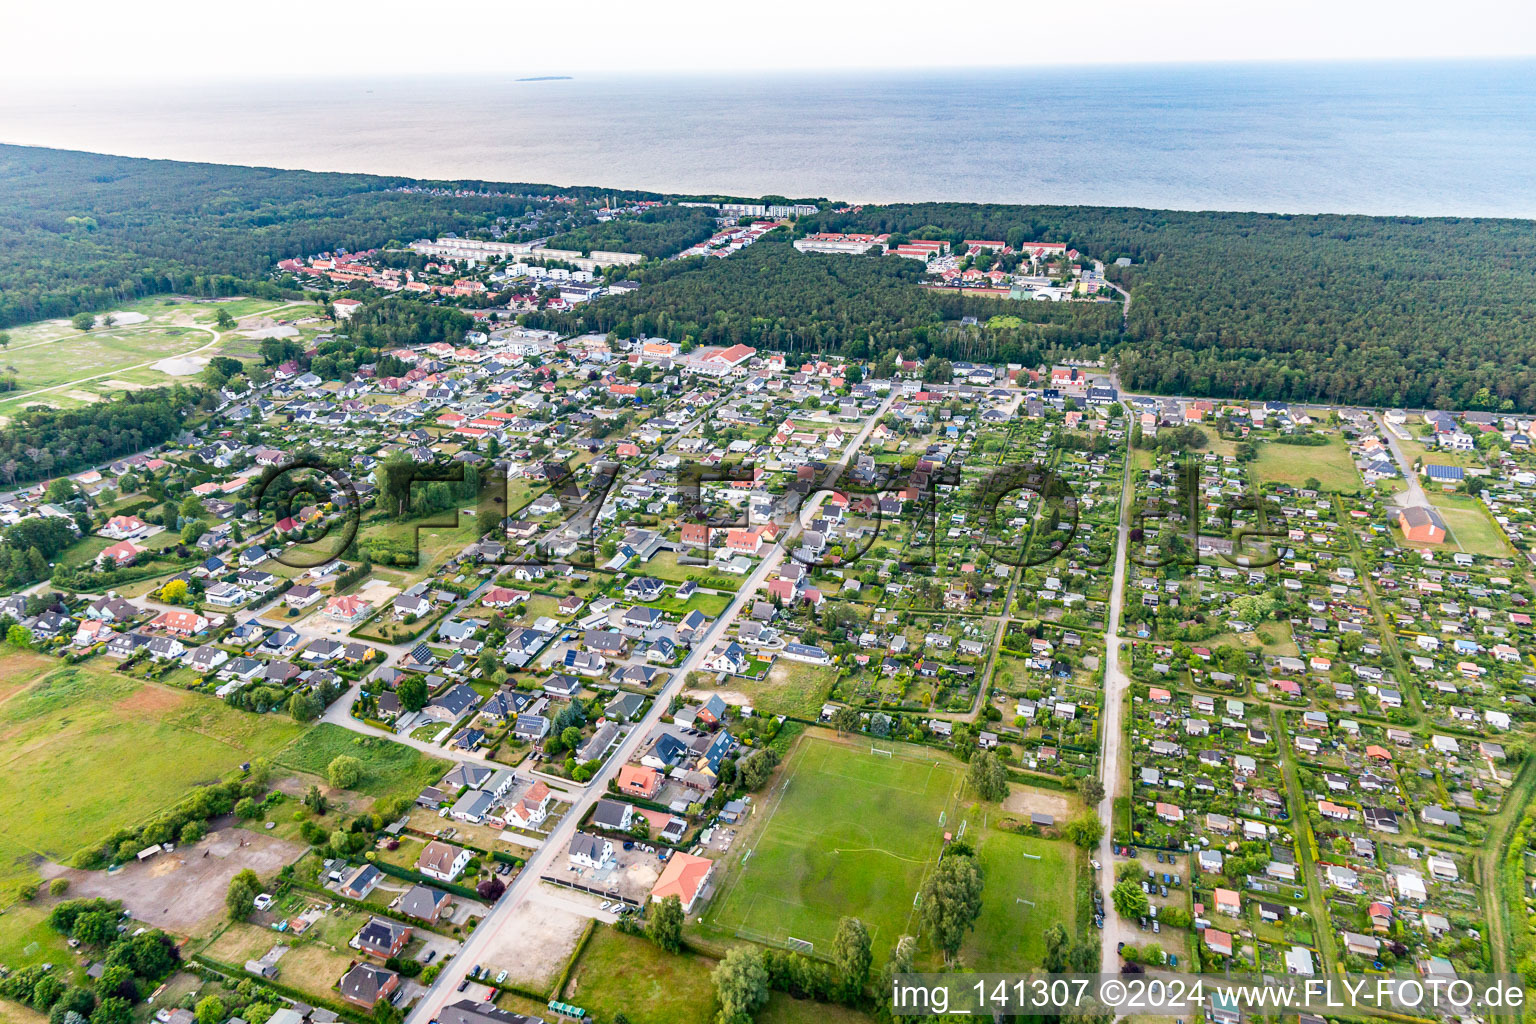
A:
548;919;595;1001
370;860;482;901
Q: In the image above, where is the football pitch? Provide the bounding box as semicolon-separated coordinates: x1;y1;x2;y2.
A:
710;734;963;958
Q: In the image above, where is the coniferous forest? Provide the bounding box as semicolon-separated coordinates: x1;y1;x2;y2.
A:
6;145;1536;409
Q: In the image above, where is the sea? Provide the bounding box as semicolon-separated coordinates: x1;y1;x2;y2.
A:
3;60;1535;218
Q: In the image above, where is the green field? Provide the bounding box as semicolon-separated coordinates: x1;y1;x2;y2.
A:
1251;437;1361;493
274;723;449;800
962;829;1078;969
562;926;719;1024
1426;491;1513;557
0;653;306;900
0;296;319;418
720;659;839;719
710;733;962;959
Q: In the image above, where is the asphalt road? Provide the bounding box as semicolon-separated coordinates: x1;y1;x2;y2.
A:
403;388;898;1024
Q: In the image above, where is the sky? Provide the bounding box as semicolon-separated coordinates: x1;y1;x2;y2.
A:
8;0;1536;81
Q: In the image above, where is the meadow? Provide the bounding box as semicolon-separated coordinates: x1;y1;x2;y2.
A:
1251;437;1361;493
0;652;306;899
708;732;961;960
274;723;449;800
722;660;840;719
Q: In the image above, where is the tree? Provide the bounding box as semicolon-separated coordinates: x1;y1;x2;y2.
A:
215;309;236;330
226;869;261;920
159;579;189;605
476;876;505;901
289;692;320;722
966;750;1009;803
647;894;684;953
1064;812;1104;849
736;749;780;790
71;312;95;332
71;910;117;947
1077;776;1105;805
1043;922;1071;973
878;935;917;1024
1111;878;1150;920
919;849;983;958
561;726;583;752
713;946;770;1024
327;755;362;789
234;797;259;819
195;997;226;1024
831;916;872;1003
397;675;428;712
91;998;132;1024
6;624;34;649
830;705;860;734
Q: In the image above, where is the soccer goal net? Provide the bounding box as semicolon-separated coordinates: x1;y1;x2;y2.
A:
787;936;815;955
870;746;893;758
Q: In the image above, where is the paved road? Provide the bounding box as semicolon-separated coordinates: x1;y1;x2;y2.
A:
404;388;898;1024
1375;411;1428;508
1096;435;1137;973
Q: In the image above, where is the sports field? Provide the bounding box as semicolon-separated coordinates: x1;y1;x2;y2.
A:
963;828;1078;969
710;733;962;958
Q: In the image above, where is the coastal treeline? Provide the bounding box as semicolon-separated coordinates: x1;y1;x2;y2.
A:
545;204;719;259
0;146;551;328
800;203;1536;411
524;233;1121;363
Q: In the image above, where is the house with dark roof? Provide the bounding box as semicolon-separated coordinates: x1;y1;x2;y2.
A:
353;917;411;959
339;963;398;1008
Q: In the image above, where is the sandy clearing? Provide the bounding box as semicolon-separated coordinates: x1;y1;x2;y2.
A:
1001;786;1073;821
356;580;402;605
684;688;753;706
100;379;150;390
477;888;589;989
39;827;304;936
244;325;299;340
150;356;208;375
64;391;102;403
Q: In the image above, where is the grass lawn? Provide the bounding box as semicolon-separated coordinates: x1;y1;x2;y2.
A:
709;732;962;960
720;660;840;719
759;994;875;1024
274;723;449;801
0;653;305;889
0;901;78;981
638;549;710;584
203;921;355;1003
1398;438;1487;471
1425;491;1513;556
654;591;732;617
961;829;1078;970
561;926;718;1024
1252;438;1360;493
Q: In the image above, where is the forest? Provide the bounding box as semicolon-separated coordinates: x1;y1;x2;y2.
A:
545;205;719;259
0;386;196;485
523;233;1122;364
0;146;565;327
6;146;1536;408
799;203;1536;411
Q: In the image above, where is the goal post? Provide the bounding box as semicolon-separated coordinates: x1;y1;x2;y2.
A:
787;936;814;955
870;746;893;758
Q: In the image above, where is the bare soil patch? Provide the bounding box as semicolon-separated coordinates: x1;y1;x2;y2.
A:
39;827;303;935
479;888;589;992
1001;786;1073;821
